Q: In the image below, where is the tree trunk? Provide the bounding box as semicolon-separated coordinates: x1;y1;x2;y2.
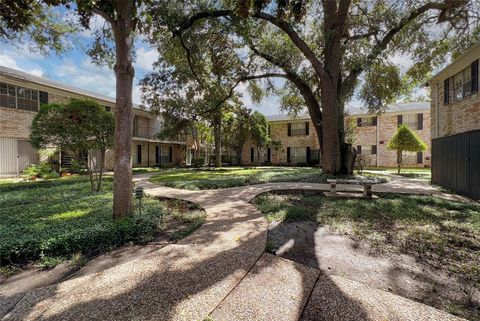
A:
97;148;105;192
213;113;222;167
112;2;134;218
319;78;342;174
397;150;402;174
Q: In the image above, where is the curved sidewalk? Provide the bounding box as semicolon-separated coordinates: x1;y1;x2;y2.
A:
2;175;468;321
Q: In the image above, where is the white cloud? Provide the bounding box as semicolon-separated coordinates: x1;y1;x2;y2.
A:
53;59;116;98
29;69;44;77
0;52;44;77
0;53;19;69
135;47;158;72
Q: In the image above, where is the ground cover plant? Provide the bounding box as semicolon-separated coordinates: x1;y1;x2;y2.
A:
149;166;386;190
0;176;205;271
254;191;480;319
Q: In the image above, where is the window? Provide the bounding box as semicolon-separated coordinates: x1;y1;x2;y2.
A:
403;114;418;129
444;60;478;104
137;145;142;164
0;82;39;111
357;117;377;127
289;147;307;163
399;113;423;130
357;145;377;155
160;145;171;164
453;66;471;101
288;122;309;136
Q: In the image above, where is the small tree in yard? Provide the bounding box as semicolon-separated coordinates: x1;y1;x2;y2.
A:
387;125;427;174
250;111;269;166
30;99;114;191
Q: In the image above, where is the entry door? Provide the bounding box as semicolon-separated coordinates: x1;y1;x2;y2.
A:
137;145;142;165
0;138;17;175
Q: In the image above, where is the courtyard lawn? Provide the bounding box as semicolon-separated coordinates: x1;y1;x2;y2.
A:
365;167;431;180
149;166;386;190
254;191;480;318
0;176;205;270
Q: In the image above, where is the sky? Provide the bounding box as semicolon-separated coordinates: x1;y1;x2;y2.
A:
0;12;286;115
0;13;426;116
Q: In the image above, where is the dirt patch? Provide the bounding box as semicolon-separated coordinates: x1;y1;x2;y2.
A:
267;220;479;320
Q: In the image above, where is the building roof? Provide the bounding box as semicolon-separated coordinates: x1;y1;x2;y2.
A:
266;102;430;122
266;114;310;122
427;42;480;84
0;66;143;109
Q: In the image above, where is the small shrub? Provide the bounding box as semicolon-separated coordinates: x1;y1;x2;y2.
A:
22;163;58;179
191;157;205;167
68;159;85;174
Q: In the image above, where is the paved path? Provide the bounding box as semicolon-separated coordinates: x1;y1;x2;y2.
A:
2;174;468;321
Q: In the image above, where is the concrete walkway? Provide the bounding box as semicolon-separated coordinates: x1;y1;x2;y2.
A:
2;174;468;321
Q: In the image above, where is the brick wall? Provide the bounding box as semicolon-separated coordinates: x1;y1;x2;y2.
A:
241;119;320;165
0;107;36;139
241;111;431;168
1;74;186;171
432;85;480;138
353;112;431;167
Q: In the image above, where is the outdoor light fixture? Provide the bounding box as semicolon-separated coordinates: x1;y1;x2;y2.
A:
135;186;145;214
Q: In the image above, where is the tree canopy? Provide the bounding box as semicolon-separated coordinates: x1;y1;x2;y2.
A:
148;0;479;174
30;99;114;191
387;125;427;173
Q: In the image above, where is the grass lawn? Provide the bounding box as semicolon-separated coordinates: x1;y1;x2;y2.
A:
149;166;386;190
365;167;431;180
132;167;164;174
0;176;205;272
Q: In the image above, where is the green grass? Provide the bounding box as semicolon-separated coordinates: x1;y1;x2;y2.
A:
149;166;386;190
132;167;165;174
365;167;431;180
254;192;480;285
0;176;205;269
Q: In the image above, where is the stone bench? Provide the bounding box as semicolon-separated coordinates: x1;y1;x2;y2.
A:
326;179;374;197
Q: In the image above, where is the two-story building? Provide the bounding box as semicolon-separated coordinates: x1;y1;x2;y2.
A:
428;43;480;200
241;115;321;165
242;102;431;167
0;66;186;176
351;102;431;167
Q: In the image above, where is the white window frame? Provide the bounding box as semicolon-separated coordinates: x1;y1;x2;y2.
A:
452;66;472;102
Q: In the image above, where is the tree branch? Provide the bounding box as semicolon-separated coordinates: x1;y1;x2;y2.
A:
92;8;115;26
175;9;328;80
342;1;450;98
178;34;205;89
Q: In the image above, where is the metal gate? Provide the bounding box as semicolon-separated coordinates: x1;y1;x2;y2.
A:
432;129;480;200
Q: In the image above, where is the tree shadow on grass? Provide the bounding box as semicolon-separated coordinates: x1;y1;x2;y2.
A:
3;196;376;321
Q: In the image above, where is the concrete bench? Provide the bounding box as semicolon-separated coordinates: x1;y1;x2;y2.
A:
326;179;374;197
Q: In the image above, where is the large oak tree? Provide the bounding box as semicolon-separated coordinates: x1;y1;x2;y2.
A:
153;0;479;174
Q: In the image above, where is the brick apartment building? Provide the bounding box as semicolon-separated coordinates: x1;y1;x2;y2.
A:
242;102;431;168
0;66;187;176
428;43;480;200
352;102;430;167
